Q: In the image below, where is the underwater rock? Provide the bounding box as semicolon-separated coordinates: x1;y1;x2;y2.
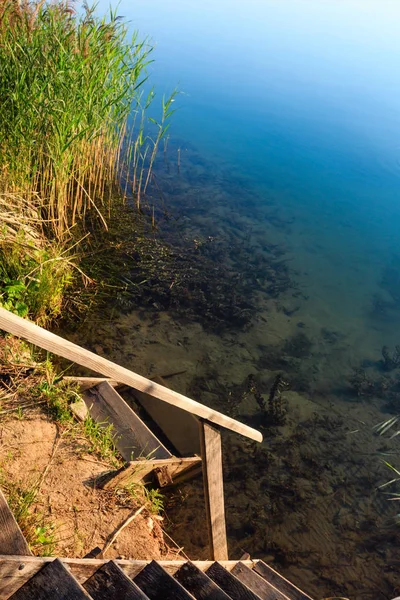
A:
283;332;313;359
380;345;400;372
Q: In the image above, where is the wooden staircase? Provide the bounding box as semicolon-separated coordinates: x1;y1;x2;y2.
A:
78;378;202;491
0;308;318;599
0;556;314;600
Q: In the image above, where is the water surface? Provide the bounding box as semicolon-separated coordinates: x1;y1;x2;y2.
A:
87;2;400;597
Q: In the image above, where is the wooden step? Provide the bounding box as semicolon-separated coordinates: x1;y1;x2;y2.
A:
174;561;232;599
133;559;196;600
206;562;263;600
130;376;201;456
83;560;150;599
231;562;289;600
83;381;171;461
100;456;202;489
0;488;31;557
253;562;313;600
8;558;92;599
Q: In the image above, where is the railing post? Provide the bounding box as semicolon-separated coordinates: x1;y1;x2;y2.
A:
199;419;228;560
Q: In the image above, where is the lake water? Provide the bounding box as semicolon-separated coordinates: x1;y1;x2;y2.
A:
87;2;400;597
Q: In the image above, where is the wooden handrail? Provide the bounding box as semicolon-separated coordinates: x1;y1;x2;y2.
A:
0;307;262;443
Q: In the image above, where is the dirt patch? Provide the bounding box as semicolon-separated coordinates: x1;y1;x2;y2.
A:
0;412;178;560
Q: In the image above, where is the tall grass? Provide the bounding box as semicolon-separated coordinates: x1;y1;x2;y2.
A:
0;1;173;322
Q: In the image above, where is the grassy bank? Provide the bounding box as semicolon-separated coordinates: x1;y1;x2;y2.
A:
0;335;168;557
0;0;173;325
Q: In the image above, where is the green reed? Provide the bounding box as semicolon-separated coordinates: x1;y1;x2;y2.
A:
0;1;173;322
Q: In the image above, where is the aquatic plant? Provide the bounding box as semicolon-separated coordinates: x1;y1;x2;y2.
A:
381;346;400;372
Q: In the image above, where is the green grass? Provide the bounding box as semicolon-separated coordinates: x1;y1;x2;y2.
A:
82;415;120;466
124;482;164;515
0;475;56;555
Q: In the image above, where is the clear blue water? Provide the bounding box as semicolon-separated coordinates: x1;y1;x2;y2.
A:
95;0;400;347
88;2;400;595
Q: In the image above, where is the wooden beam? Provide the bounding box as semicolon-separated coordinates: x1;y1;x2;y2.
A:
63;377;119;392
199;420;228;561
8;558;92;600
83;382;171;461
0;308;262;443
100;457;202;489
0;489;32;557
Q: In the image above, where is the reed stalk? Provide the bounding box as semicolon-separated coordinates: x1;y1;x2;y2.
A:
0;0;175;323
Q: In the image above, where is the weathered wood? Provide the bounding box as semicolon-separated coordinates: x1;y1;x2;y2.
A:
253;561;313;600
0;556;255;599
206;562;262;600
231;562;289;600
84;382;171;461
100;457;202;489
133;560;195;600
0;308;262;442
84;560;149;599
8;558;92;599
132;376;201;456
63;377;119;391
174;561;231;600
199;421;228;561
0;489;31;557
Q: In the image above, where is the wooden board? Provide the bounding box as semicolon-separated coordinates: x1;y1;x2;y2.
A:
206;562;262;600
84;560;149;599
132;376;201;456
199;421;228;561
253;561;313;600
101;457;202;489
174;561;231;600
0;556;256;599
0;489;31;557
0;308;262;443
8;558;92;599
63;377;119;392
231;562;289;600
84;382;171;461
133;560;196;600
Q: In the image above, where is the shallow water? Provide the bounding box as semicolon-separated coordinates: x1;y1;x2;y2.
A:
83;1;400;597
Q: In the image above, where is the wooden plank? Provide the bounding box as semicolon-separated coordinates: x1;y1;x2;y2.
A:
253;562;313;600
231;563;289;600
101;457;202;489
63;377;119;392
174;561;232;600
206;562;262;600
8;558;92;599
84;560;150;599
0;557;253;599
84;382;171;461
0;307;262;443
199;421;228;561
132;376;201;456
133;560;196;600
0;489;31;557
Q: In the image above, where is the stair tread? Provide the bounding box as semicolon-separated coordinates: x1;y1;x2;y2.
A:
231;563;289;600
253;562;313;600
206;562;263;600
133;559;196;600
83;560;150;599
8;558;93;600
84;381;171;461
175;561;233;600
